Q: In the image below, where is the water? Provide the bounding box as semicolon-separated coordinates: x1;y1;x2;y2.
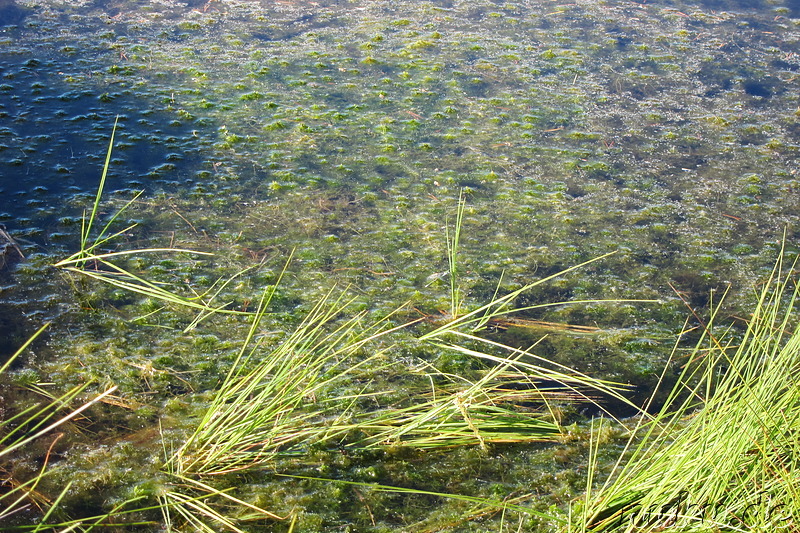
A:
1;0;799;530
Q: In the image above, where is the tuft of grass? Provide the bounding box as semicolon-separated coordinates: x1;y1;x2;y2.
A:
421;250;647;421
53;119;253;324
570;244;800;532
160;258;411;529
168;274;407;477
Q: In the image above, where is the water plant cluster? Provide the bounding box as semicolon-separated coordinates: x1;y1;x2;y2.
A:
2;0;800;530
1;152;642;530
5;172;800;531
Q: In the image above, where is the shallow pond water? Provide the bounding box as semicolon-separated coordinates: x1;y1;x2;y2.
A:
1;0;800;530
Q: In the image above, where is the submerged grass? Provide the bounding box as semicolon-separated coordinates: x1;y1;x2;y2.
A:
0;325;117;528
571;243;800;532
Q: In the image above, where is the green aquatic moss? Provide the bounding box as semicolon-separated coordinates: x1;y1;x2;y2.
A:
2;0;800;529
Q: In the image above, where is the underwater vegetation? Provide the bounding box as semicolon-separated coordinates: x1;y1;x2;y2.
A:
4;144;800;531
2;0;800;530
0;152;645;530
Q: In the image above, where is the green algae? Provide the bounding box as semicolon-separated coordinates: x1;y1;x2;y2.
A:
2;0;800;530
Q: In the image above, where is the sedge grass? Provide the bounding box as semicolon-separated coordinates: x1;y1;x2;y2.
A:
429;193;655;421
161;265;411;529
38;178;665;530
571;246;800;532
169;283;408;477
346;363;562;452
157;256;650;529
345;345;589;452
53;119;254;322
158;253;643;528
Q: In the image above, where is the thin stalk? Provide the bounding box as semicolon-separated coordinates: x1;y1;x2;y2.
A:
446;189;466;318
80;116;119;257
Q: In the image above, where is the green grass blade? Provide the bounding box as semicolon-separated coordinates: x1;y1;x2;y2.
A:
81;116;119;254
281;474;566;524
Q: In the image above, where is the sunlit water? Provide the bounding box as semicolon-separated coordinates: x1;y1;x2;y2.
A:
2;0;797;341
1;0;799;529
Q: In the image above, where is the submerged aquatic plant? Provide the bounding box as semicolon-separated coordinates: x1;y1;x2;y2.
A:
571;244;800;532
0;325;117;527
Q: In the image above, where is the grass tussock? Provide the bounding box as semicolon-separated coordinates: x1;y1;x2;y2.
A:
159;258;624;529
571;246;800;532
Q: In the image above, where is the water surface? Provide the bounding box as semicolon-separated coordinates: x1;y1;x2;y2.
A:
1;0;799;530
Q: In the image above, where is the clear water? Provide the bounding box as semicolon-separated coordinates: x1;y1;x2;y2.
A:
1;0;799;529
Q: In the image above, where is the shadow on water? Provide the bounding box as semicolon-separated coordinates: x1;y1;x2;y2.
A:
0;244;29;363
0;54;214;229
0;0;30;27
0;301;29;362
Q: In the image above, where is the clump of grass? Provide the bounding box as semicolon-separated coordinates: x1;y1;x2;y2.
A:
422;249;642;420
571;245;800;532
160;257;412;528
169;280;405;478
53;118;253;326
156;252;644;529
345;354;564;453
